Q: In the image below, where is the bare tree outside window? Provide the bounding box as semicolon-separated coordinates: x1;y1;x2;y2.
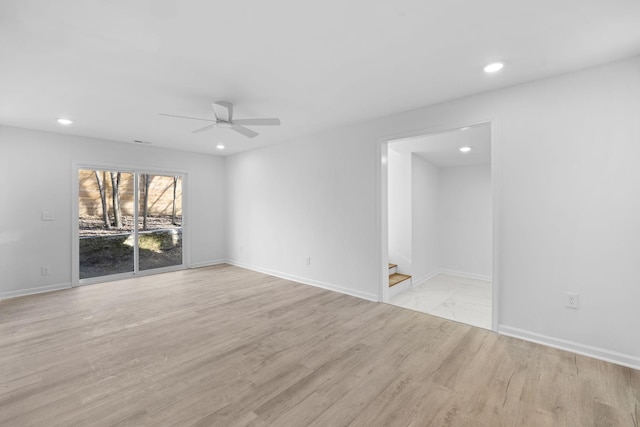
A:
94;170;111;229
141;174;150;231
110;171;123;229
172;176;179;225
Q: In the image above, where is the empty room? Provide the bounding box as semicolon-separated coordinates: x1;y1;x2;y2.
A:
1;1;639;426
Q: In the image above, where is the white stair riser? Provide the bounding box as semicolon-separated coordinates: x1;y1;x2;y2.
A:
389;266;397;275
389;277;412;298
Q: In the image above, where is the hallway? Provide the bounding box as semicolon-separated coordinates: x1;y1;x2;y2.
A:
389;273;492;330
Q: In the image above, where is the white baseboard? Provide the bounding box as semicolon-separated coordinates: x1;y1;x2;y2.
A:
1;261;228;300
499;325;640;370
439;268;492;282
412;269;492;287
0;282;72;300
411;270;441;287
226;260;378;302
189;259;227;269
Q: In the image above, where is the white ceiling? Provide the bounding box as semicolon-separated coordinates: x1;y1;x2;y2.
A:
390;123;491;168
1;1;640;156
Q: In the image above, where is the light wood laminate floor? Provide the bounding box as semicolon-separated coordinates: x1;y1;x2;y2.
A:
1;264;638;426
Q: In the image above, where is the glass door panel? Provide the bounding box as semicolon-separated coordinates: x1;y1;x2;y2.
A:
78;169;135;279
137;174;183;271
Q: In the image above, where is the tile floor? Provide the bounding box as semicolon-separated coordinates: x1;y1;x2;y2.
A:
389;273;492;330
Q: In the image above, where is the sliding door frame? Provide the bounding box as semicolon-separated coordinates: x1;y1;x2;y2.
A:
71;162;189;286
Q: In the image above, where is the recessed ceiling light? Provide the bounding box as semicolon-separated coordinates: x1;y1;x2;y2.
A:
57;118;73;125
216;144;225;150
460;127;469;131
460;146;472;153
484;62;504;73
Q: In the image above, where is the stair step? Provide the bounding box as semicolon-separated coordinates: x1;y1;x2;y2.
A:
388;263;397;275
389;273;411;288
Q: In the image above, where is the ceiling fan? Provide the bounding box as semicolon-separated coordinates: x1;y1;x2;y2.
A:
160;101;280;138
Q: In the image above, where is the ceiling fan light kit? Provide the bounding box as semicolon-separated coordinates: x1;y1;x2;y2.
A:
160;101;281;139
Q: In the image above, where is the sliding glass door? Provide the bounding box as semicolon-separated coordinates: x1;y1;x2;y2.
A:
77;168;184;282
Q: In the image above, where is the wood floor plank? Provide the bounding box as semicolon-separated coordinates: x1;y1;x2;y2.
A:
0;264;637;426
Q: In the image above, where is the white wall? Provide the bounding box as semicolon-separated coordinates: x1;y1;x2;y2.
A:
411;154;440;283
439;164;492;278
387;148;412;275
226;126;379;301
0;126;226;298
226;55;640;367
389;154;491;282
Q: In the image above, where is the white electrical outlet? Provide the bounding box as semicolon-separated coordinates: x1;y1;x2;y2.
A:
564;292;579;309
41;266;50;276
306;256;311;265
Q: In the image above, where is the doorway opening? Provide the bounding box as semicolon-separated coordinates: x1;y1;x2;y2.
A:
75;167;185;284
381;123;496;330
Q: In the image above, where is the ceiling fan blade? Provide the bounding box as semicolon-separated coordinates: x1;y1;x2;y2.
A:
213;101;233;122
231;124;259;138
232;118;281;126
192;123;217;134
159;113;215;122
